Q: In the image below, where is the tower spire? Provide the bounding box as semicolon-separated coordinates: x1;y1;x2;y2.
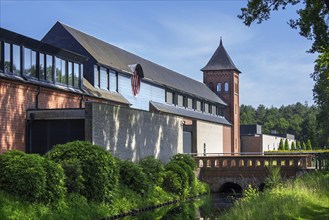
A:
220;36;222;46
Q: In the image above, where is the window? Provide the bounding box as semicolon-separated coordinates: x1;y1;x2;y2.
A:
73;63;80;88
166;91;174;104
187;98;193;109
68;61;73;86
39;53;45;80
4;43;11;73
100;67;109;90
224;82;229;92
204;103;209;113
46;55;53;82
94;65;99;87
55;57;66;84
177;95;184;107
217;83;221;92
24;48;37;78
196;101;201;111
12;44;21;75
110;70;117;92
212;105;217;115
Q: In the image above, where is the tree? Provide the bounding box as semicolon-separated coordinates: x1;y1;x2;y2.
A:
278;139;284;151
296;141;301;150
284;139;289;151
302;142;307;150
306;139;312;150
291;141;296;151
240;104;257;125
239;0;329;148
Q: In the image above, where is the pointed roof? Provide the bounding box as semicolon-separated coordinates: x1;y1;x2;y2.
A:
201;38;241;73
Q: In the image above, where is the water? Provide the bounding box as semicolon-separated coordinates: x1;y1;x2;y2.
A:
121;193;240;219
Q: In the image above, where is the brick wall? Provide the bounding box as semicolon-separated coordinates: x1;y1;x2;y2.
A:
0;79;88;153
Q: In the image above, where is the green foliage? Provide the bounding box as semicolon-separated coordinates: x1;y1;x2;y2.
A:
284;139;289;151
118;160;150;195
291;141;296;150
264;164;282;189
278;139;284;151
297;141;302;150
302;142;307;150
170;153;198;171
139;156;165;186
60;159;85;194
306;139;312;150
0;150;65;203
46;141;118;203
162;170;183;195
241;184;258;203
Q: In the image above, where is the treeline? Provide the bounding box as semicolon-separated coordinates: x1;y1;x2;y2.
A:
240;102;324;149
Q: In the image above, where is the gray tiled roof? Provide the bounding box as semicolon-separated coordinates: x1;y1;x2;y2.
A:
150;101;231;126
56;22;227;106
201;39;241;73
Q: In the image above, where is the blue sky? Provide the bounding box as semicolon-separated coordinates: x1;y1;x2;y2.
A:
0;0;317;108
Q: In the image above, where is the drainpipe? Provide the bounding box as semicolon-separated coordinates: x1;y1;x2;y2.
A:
35;86;40;109
80;94;84;108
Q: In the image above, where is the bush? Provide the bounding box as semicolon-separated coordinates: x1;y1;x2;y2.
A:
278;139;284;151
284;139;289;151
163;161;189;196
46;141;118;203
170;154;197;171
60;159;84;194
171;160;195;188
162;170;183;195
139;156;164;186
119;160;150;195
291;142;296;151
0;150;65;203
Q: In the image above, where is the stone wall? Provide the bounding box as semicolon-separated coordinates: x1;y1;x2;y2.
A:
85;102;183;163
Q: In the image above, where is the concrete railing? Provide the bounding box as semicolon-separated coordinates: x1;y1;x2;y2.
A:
194;155;312;169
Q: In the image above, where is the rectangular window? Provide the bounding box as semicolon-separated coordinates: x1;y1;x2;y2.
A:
204;103;209;113
46;55;53;82
12;44;21;75
100;67;108;90
55;57;62;83
212;105;217;115
109;70;117;92
61;59;67;85
39;53;45;80
196;101;201;111
177;95;184;107
73;63;80;88
68;61;73;86
24;48;37;78
166;91;174;104
187;98;193;109
94;65;99;87
4;43;11;73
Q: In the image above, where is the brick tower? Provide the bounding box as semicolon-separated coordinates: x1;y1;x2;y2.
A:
201;38;241;153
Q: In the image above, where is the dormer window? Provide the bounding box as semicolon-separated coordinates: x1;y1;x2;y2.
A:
177;95;184;107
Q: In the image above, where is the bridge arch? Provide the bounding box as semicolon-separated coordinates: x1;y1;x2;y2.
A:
218;182;243;194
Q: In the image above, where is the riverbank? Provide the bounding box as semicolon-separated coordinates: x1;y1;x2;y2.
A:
220;171;329;220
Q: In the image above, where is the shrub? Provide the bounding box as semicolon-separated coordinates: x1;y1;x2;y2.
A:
306;139;312;150
119;160;150;195
170;154;197;171
278;139;284;151
291;142;296;151
60;159;84;194
171;160;195;188
284;139;289;151
162;170;183;195
139;156;164;186
46;141;118;203
0;150;65;203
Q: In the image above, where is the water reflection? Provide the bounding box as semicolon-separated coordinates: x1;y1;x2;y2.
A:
123;193;240;220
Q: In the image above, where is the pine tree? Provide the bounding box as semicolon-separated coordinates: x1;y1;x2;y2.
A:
306;139;312;150
278;139;284;151
291;142;296;151
297;141;301;150
302;142;306;150
284;139;289;151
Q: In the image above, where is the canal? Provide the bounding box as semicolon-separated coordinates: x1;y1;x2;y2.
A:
120;193;240;219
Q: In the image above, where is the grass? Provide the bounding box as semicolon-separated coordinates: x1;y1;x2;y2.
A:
220;171;329;220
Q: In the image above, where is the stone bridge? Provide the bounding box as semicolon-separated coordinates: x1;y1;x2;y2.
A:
194;154;313;193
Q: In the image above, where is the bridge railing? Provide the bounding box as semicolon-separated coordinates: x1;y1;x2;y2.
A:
193;154;312;170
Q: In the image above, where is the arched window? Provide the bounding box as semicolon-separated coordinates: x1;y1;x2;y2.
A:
216;83;221;92
224;82;229;92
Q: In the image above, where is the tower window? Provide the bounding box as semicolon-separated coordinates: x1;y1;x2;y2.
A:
224;82;229;92
217;83;221;92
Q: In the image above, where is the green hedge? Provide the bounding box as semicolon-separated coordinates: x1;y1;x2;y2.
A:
45;141;118;203
0;150;65;203
139;156;164;186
